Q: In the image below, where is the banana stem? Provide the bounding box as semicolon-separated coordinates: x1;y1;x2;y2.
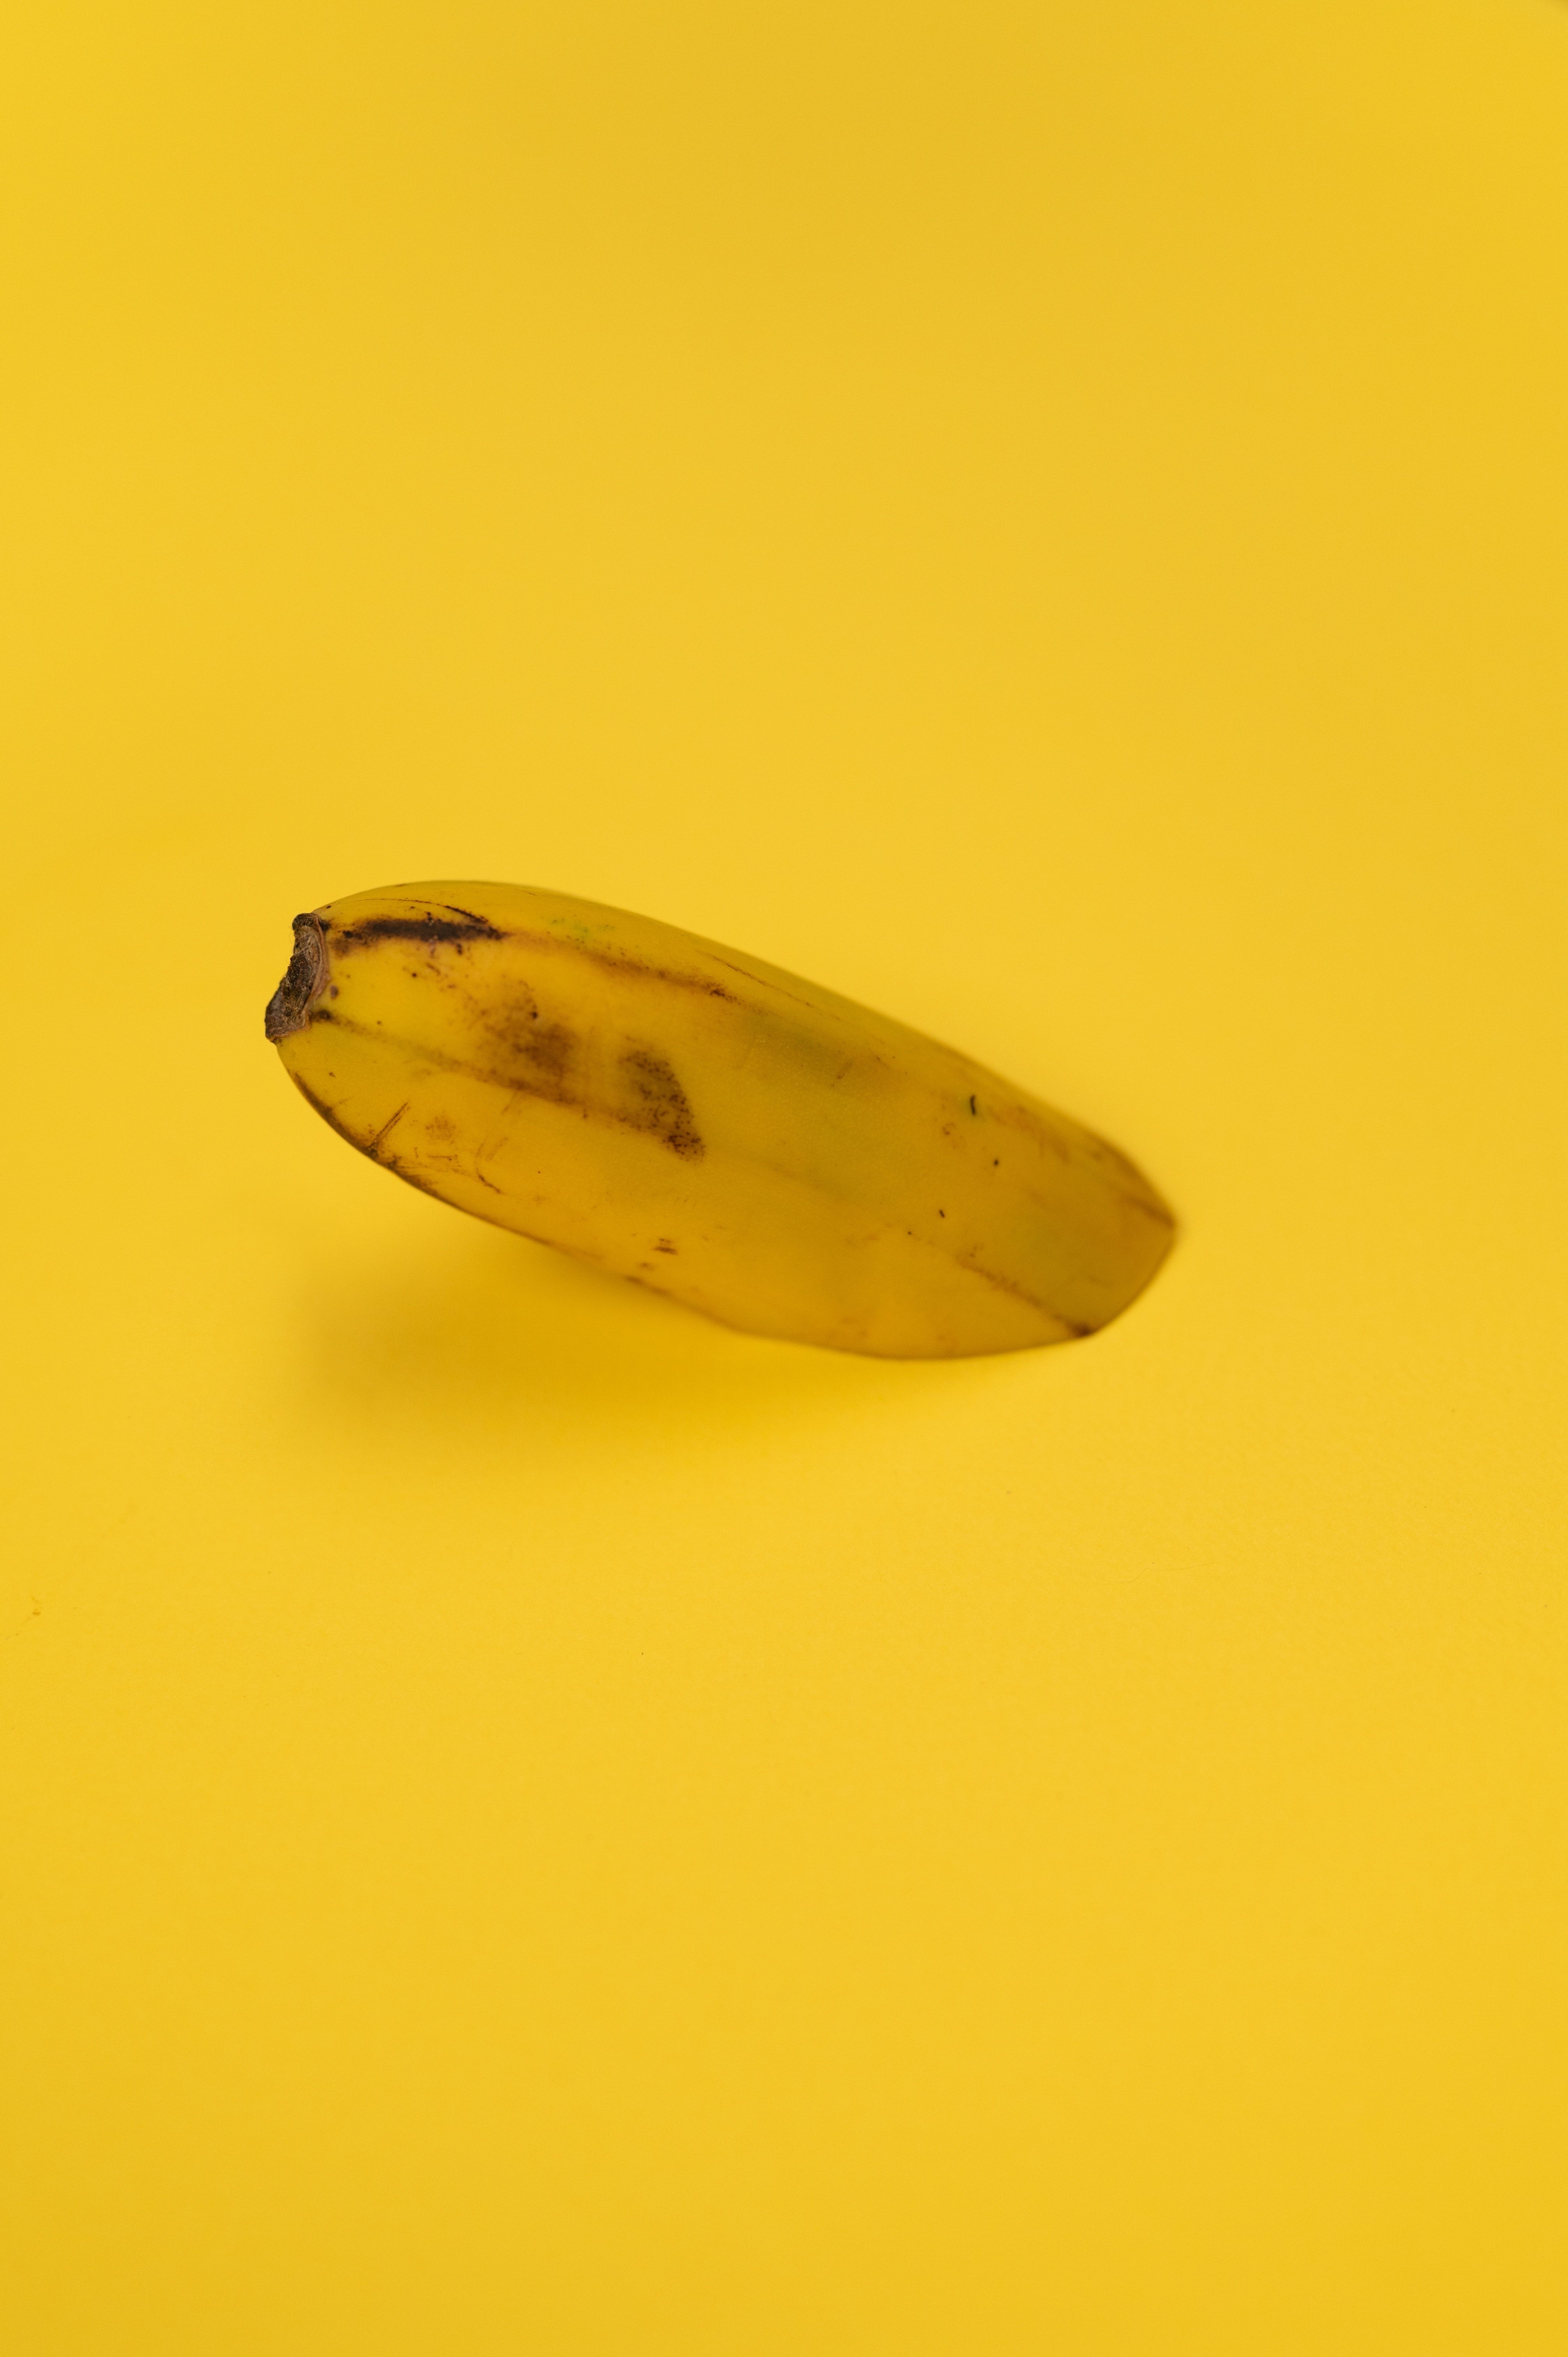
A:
264;913;328;1042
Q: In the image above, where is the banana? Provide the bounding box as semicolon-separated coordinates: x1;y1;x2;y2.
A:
265;881;1174;1357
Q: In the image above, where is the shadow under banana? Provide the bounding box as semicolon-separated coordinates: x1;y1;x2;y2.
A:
296;1214;996;1445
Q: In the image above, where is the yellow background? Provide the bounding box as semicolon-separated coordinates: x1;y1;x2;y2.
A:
4;2;1566;2348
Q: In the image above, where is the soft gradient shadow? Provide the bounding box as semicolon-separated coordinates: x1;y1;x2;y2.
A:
295;1218;1016;1447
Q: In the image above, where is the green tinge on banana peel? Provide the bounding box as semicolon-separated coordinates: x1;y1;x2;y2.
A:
267;880;1174;1359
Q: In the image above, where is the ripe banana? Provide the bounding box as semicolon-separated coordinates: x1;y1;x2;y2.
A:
265;881;1174;1358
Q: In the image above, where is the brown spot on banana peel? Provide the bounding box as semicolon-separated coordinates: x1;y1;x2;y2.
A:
517;1021;576;1092
277;916;702;1157
479;983;579;1101
616;1047;704;1159
286;992;705;1164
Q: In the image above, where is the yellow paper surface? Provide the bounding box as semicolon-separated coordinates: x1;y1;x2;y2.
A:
4;3;1566;2348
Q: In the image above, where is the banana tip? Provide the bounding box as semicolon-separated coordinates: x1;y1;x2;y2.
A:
265;913;327;1042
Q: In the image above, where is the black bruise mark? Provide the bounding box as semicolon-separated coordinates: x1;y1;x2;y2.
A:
618;1048;704;1159
653;1237;678;1253
333;912;504;950
969;1094;978;1115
